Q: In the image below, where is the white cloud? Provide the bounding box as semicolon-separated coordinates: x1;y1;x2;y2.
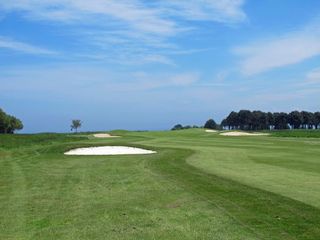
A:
0;0;246;64
2;0;179;35
0;0;246;39
158;0;246;23
234;23;320;75
0;0;246;28
0;36;57;55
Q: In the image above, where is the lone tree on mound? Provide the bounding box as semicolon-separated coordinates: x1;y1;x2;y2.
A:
71;119;82;133
204;118;217;129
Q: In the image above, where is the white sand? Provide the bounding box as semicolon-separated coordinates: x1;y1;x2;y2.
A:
220;131;269;136
64;146;156;155
205;129;218;133
93;133;119;138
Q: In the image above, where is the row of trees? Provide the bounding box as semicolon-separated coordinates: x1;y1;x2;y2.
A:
171;124;200;131
0;108;23;134
221;110;320;130
172;120;219;131
173;110;320;131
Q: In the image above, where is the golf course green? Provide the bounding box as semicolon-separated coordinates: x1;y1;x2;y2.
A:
1;129;320;239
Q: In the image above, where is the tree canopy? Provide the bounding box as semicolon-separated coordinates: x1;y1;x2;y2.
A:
204;119;217;129
71;120;82;133
0;108;23;134
221;110;319;130
171;124;200;131
173;110;320;131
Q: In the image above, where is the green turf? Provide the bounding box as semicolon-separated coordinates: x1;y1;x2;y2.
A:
1;129;320;239
270;129;320;138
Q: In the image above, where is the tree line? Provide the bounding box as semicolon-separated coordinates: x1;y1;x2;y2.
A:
221;110;320;130
171;124;200;131
172;110;320;131
0;108;23;134
171;120;218;131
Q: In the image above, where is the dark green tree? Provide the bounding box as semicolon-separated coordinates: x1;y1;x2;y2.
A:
71;119;82;133
0;109;7;133
221;119;227;130
171;124;183;131
273;112;289;130
204;119;217;129
7;116;23;134
314;112;320;129
238;110;253;130
225;111;239;130
266;112;275;130
252;111;268;130
0;108;23;134
301;111;313;129
288;111;302;129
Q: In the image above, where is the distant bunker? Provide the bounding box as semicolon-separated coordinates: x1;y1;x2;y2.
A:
93;133;120;138
64;146;156;156
220;131;270;136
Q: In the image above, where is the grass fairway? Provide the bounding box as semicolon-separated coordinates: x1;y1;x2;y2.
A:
1;130;320;239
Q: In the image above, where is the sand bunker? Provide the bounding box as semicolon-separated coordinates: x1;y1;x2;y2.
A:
93;133;119;138
205;129;218;133
64;146;156;155
220;131;269;136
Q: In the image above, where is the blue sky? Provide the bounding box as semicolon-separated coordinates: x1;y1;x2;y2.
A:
1;0;320;133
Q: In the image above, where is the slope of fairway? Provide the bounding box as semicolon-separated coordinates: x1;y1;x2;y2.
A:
131;129;320;208
1;130;320;239
182;135;320;208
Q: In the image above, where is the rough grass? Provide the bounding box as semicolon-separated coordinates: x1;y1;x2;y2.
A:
1;129;320;239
